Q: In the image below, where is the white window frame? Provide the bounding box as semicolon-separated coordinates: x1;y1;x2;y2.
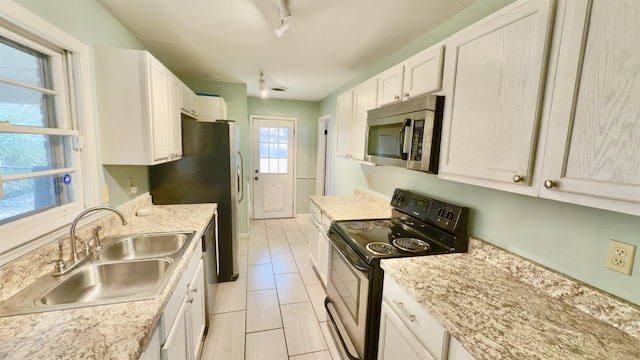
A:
0;1;100;265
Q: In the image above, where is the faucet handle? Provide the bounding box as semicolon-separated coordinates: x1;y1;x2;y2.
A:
92;226;103;251
48;242;66;273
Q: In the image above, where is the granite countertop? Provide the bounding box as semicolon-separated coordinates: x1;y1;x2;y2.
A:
310;188;392;221
381;238;640;360
0;198;215;359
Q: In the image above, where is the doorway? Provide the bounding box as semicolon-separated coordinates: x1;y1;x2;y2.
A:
251;116;296;219
316;114;331;195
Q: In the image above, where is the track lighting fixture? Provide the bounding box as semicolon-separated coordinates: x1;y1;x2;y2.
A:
274;0;291;37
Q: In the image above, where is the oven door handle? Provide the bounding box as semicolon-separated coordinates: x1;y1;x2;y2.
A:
325;297;362;360
328;230;369;272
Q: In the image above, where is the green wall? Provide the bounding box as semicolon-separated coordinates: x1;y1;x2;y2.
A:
246;97;321;214
319;0;640;305
15;0;151;207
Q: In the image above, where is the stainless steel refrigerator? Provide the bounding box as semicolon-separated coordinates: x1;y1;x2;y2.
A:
149;120;240;286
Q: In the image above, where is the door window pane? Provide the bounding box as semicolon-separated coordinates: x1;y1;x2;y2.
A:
258;126;289;174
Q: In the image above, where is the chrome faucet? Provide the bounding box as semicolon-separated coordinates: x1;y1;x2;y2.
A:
53;206;128;276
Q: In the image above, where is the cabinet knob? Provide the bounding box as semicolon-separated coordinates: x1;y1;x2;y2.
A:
403;92;410;99
192;288;198;293
255;176;259;181
512;175;524;183
544;180;556;189
394;95;400;101
187;298;194;304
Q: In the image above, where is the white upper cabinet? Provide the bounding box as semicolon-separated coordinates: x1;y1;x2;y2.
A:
377;45;445;107
180;83;199;119
169;75;183;160
335;91;354;158
351;78;378;161
439;0;555;194
377;64;405;106
94;46;182;165
335;78;378;161
402;45;444;100
539;0;640;215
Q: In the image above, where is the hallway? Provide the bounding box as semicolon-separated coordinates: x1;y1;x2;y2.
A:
200;217;342;359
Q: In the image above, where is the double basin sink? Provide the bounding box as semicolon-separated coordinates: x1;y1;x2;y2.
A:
0;231;195;317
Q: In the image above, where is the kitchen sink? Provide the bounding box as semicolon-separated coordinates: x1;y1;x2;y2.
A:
0;231;196;317
38;259;171;306
98;232;191;261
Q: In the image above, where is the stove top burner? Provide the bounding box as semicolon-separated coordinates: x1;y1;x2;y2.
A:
371;220;392;228
343;222;374;231
366;242;398;255
393;238;431;253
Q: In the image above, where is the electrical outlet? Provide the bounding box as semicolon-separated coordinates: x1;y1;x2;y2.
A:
605;239;636;275
366;174;373;188
101;184;110;203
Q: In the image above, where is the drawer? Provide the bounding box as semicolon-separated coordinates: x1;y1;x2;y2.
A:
383;275;449;360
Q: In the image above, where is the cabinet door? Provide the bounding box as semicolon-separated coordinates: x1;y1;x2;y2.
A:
181;83;192;112
540;0;640;215
402;45;444;99
351;78;378;161
148;56;170;162
317;230;330;286
169;75;183;159
191;93;200;118
161;295;189;360
336;91;354;158
308;218;320;269
188;260;206;360
439;0;555;192
448;336;475;360
377;64;404;106
378;301;435;360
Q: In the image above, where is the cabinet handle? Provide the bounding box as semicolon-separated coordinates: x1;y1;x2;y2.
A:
394;95;400;101
187;298;194;304
393;300;416;322
512;175;524;183
191;287;198;293
544;180;556;189
403;92;410;99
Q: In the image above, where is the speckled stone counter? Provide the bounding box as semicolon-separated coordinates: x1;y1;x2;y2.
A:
0;196;215;359
381;238;640;360
310;188;392;220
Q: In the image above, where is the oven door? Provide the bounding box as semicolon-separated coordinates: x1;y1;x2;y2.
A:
325;231;370;360
366;114;412;167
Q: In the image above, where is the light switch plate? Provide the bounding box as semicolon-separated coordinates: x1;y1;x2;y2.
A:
605;239;636;275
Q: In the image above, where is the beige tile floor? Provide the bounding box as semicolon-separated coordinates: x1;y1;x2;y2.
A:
200;217;343;360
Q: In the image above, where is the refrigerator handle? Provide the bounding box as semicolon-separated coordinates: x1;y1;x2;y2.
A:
237;151;244;202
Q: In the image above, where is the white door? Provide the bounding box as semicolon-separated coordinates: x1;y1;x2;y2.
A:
251;117;295;219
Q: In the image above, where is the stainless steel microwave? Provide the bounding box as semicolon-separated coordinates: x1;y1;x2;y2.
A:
366;94;444;173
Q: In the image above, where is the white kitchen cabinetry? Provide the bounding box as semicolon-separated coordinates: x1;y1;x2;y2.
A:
94;46;182;165
538;0;640;215
448;337;475;360
377;45;445;107
379;276;449;360
335;79;378;161
336;91;354;158
159;246;205;360
169;75;183;159
140;325;162;360
181;83;200;119
439;0;555;194
307;201;330;286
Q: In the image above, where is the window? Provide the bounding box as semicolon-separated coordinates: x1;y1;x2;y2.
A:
259;127;289;174
0;3;99;263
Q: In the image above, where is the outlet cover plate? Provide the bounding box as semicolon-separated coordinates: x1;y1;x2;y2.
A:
605;239;636;275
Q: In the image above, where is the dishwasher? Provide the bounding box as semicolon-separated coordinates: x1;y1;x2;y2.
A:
201;209;219;330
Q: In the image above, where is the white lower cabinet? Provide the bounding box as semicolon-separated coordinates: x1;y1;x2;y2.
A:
151;246;205;360
378;301;436;360
448;337;475;360
308;201;331;286
379;276;452;360
140;325;162;360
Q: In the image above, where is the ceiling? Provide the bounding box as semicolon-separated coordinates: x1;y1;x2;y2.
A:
98;0;478;101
